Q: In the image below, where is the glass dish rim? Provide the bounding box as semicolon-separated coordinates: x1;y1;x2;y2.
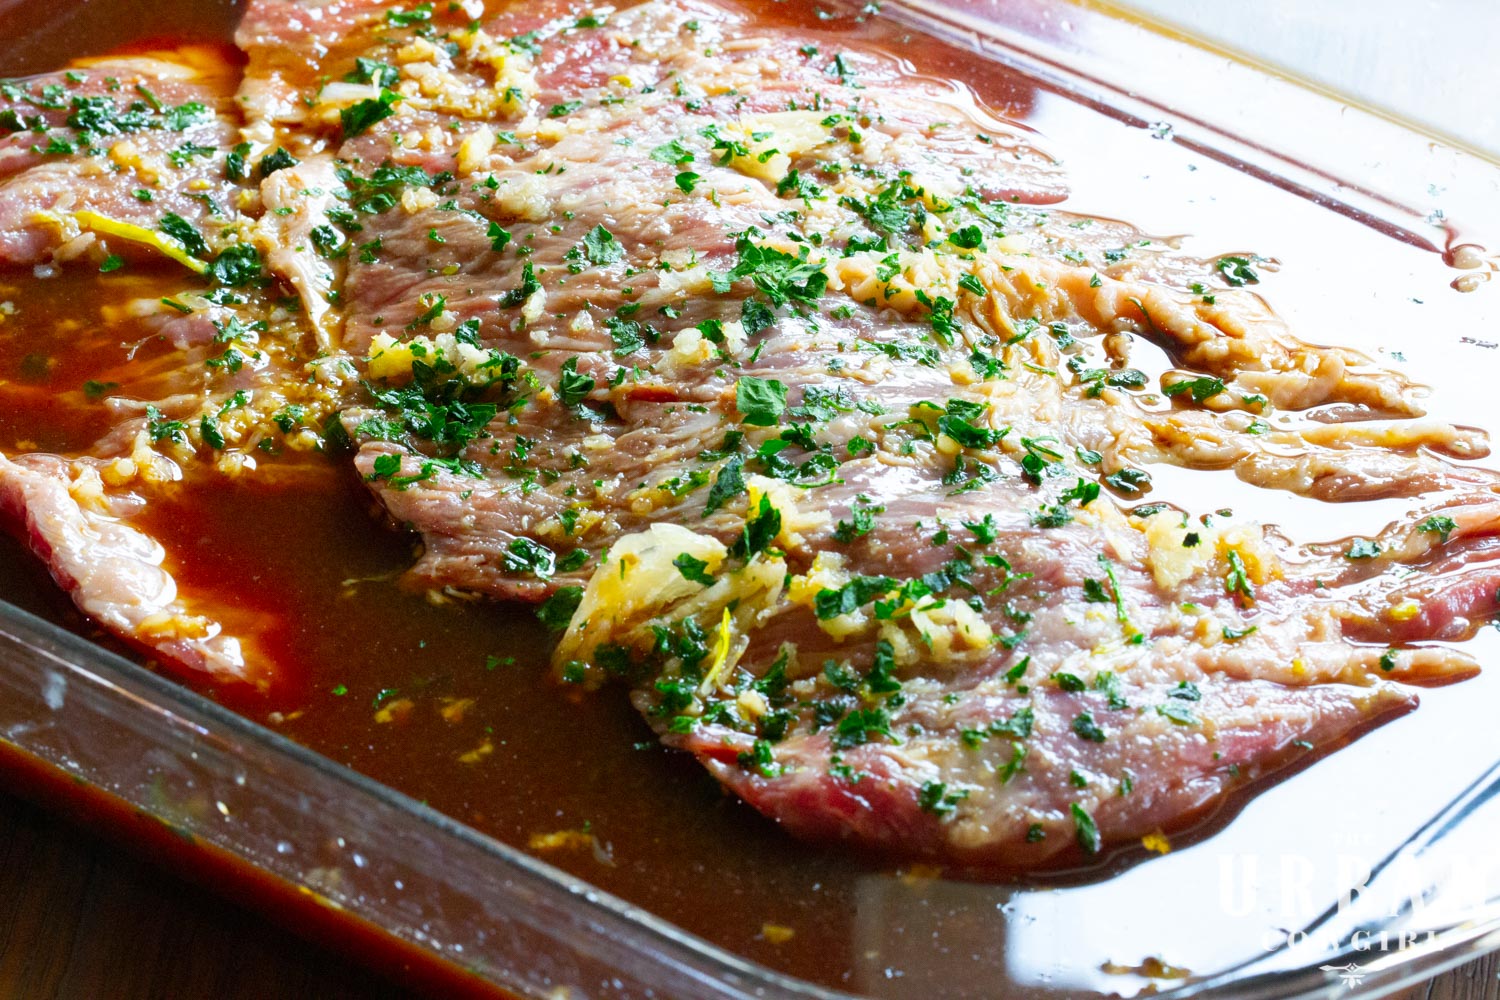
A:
0;1;1497;997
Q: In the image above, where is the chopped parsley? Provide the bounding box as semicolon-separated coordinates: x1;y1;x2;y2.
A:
1215;255;1260;286
1163;375;1226;403
937;398;1005;449
605;315;649;355
502;537;556;579
1070;802;1101;854
832;707;893;748
918;780;969;819
814;575;896;619
258;146;298;177
1417;515;1457;544
673;553;716;585
558;357;595;407
537;586;583;630
158;213;207;259
384;3;433;27
834;495;884;543
1071;712;1107;743
575;224;624;266
735;376;787;426
1224;550;1254;603
712;233;827;310
144;404;186;444
340;90;401;138
703;457;746;516
650;139;695;165
347;58;400;88
500;262;540;308
205;244;263;287
729;494;782;559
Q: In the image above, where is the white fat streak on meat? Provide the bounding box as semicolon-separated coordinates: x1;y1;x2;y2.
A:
0;453;259;688
256;154;346;349
949;251;1425;416
1121;409;1497;499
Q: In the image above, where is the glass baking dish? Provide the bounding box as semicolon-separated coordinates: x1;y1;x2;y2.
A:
1;1;1498;997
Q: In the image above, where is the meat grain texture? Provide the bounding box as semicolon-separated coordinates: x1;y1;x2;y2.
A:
0;0;1496;869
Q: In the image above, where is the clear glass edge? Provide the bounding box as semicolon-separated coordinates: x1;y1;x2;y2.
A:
886;0;1500;241
0;1;1495;998
0;597;854;1000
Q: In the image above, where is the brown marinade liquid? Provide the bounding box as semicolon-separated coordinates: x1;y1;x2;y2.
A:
0;0;1059;988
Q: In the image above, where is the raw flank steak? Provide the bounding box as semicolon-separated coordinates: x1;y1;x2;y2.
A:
0;0;1496;866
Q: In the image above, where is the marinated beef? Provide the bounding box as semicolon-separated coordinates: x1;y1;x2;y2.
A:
0;0;1496;867
0;50;244;267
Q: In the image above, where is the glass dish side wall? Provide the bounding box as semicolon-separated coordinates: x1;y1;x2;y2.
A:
0;601;850;1000
0;1;1497;999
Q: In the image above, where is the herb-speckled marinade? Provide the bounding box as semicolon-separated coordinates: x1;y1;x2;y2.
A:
1;0;1498;881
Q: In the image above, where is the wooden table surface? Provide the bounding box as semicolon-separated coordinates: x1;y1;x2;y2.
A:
3;1;1498;998
0;790;409;1000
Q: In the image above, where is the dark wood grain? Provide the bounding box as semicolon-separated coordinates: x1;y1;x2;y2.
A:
0;789;413;1000
1424;952;1500;1000
1394;951;1500;1000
